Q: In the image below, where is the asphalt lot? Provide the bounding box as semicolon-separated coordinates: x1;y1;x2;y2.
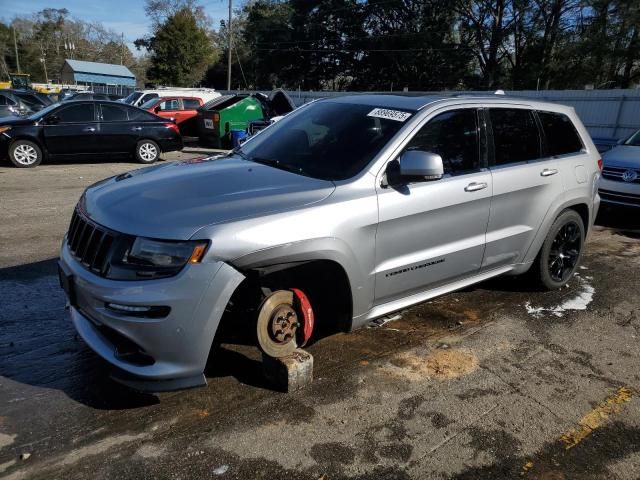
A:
0;152;639;480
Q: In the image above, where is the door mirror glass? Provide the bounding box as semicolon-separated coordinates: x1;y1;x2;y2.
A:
399;150;444;180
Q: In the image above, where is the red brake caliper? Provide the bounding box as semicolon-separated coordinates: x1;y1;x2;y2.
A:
291;288;314;347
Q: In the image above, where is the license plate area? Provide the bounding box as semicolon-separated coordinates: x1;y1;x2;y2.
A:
58;262;77;308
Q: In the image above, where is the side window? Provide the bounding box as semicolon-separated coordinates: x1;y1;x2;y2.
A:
139;93;159;105
405;109;480;174
537;111;583;156
56;104;95;123
128;107;157;121
489;109;541;165
101;104;129;122
0;95;16;106
183;99;200;109
158;99;180;111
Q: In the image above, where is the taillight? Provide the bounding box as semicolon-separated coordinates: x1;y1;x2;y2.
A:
597;158;603;171
164;122;180;135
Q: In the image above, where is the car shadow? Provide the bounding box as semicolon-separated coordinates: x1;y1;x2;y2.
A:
0;257;278;409
596;205;640;239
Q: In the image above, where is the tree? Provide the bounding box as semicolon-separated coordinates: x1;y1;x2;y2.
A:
140;7;216;86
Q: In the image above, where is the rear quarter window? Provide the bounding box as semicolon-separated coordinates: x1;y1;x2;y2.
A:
537;111;584;156
128;107;159;121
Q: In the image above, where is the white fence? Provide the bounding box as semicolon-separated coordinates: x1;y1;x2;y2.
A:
223;88;640;141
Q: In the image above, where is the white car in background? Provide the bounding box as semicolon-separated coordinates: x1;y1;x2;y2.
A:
599;129;640;209
122;88;221;108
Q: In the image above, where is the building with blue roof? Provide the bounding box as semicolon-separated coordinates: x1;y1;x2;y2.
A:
61;59;136;88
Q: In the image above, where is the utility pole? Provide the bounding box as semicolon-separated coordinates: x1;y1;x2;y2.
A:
13;27;20;73
227;0;232;91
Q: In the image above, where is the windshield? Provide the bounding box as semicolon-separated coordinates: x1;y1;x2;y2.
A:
122;92;143;104
140;98;159;109
624;130;640;146
237;101;413;180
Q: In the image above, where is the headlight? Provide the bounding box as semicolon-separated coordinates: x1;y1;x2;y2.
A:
106;237;209;280
125;238;207;267
0;126;11;133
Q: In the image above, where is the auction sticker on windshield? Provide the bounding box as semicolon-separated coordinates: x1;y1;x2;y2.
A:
367;108;412;122
204;119;214;129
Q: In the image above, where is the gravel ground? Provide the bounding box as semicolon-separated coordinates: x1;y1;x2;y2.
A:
0;153;639;480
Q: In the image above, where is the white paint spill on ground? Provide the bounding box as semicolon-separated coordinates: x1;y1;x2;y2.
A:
212;465;229;475
0;432;16;449
524;277;595;318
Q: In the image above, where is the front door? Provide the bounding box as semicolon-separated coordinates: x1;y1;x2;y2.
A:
375;108;492;304
43;102;97;155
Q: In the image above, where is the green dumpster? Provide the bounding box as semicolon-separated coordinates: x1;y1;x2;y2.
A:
198;95;264;148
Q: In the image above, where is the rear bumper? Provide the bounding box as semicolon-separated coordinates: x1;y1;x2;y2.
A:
59;240;245;391
159;136;183;153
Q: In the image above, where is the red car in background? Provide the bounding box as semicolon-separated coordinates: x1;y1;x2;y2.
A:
140;96;203;136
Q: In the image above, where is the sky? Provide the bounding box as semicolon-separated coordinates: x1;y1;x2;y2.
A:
0;0;232;54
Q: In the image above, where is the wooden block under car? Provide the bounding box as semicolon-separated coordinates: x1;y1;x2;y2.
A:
262;349;314;392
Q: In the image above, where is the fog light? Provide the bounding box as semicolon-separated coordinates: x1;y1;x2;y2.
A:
106;303;151;313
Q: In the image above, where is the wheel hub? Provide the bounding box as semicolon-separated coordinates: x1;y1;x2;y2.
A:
268;304;298;344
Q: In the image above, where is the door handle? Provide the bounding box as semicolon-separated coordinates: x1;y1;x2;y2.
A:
132;126;142;131
464;182;488;192
83;127;96;133
541;168;558;177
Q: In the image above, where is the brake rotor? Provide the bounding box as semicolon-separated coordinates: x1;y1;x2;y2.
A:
257;290;299;358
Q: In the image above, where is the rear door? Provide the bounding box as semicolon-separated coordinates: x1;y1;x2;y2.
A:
43;102;97;155
96;102;139;154
482;107;564;271
375;108;492;304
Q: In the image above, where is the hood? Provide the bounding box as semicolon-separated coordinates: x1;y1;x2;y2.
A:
602;145;640;168
0;116;34;126
83;156;336;240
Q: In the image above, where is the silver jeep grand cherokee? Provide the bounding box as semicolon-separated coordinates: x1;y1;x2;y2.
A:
58;95;601;391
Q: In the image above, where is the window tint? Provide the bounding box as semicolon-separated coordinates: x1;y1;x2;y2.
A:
128;107;158;121
405;109;480;174
489;109;541;165
183;99;200;109
101;104;129;122
537;111;583;156
56;104;95;123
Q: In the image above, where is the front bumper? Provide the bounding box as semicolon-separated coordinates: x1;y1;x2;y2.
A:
598;177;640;208
59;240;244;391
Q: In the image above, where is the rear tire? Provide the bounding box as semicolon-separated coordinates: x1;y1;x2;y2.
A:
531;210;585;290
135;139;160;164
9;140;42;168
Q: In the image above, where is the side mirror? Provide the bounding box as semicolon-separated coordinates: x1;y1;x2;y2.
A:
45;115;60;125
154;106;161;113
399;150;444;179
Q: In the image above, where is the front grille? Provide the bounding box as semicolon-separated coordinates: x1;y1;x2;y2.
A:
602;166;640;184
599;188;640;206
67;210;115;275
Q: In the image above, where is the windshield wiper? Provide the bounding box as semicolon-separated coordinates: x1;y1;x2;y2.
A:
250;156;307;176
230;147;250;160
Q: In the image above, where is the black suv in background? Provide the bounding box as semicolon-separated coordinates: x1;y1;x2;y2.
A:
0;101;183;168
